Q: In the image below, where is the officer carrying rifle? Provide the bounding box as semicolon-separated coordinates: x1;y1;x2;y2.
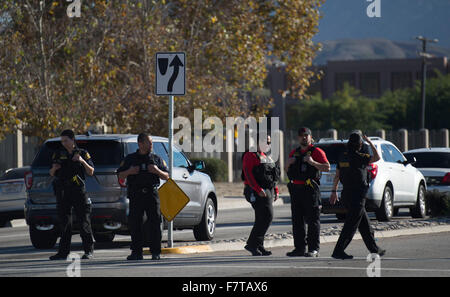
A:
49;130;95;261
286;128;330;258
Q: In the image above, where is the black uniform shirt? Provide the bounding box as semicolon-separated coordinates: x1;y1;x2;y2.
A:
337;148;371;189
117;150;168;188
52;148;94;183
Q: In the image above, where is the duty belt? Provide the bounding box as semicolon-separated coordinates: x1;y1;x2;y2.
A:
291;179;317;189
136;185;158;194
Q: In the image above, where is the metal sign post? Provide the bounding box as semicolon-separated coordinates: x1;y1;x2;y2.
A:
168;95;174;248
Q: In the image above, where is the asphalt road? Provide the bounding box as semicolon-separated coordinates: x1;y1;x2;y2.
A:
0;205;449;277
0;232;449;277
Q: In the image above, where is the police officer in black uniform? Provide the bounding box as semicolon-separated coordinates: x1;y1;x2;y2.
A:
330;133;386;259
117;133;169;261
286;128;330;257
49;130;95;260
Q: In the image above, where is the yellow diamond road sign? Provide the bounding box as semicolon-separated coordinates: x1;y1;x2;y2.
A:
158;178;190;222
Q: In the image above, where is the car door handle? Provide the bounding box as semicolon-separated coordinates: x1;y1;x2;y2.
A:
182;173;188;179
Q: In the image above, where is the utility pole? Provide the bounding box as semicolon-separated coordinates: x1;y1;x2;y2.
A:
415;36;438;129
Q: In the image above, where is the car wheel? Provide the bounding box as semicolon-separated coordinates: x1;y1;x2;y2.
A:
29;226;57;249
375;186;393;222
0;220;12;228
193;198;216;241
335;213;346;221
93;232;115;243
410;184;426;218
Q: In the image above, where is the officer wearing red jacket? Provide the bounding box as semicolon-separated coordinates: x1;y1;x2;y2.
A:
242;135;280;256
286;127;330;257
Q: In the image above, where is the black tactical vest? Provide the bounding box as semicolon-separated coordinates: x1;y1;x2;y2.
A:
287;146;321;182
338;150;370;189
241;151;280;189
53;148;89;187
126;153;160;188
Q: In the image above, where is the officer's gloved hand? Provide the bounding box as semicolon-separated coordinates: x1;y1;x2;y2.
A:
147;164;159;174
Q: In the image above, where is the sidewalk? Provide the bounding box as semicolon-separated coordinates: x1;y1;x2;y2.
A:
215;182;289;210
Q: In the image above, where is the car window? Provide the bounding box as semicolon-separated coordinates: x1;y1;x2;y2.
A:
315;143;372;164
381;144;394;162
0;167;30;181
126;141;169;166
153;142;169;166
314;143;346;164
32;140;123;167
161;142;191;168
173;146;189;168
404;152;450;168
388;145;406;163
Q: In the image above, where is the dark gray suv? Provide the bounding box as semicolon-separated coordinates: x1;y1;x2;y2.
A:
25;134;217;249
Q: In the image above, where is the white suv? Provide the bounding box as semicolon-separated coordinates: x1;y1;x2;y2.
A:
315;137;427;221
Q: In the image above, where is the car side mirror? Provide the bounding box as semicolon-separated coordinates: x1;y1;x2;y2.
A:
195;161;205;171
190;161;205;171
403;157;416;166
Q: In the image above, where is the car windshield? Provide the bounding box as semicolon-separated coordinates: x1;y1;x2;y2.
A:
32;140;123;167
404;152;450;169
315;142;373;164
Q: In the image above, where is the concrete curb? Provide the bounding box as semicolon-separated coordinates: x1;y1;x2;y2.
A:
147;224;450;255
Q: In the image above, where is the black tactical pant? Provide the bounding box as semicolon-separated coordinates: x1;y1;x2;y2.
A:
128;187;161;255
56;186;94;255
288;183;321;252
333;187;380;254
244;185;274;249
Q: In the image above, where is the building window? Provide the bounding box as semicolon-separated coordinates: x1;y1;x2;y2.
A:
391;72;412;91
359;72;380;97
335;73;356;91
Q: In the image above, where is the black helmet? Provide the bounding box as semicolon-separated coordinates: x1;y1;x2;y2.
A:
348;132;362;151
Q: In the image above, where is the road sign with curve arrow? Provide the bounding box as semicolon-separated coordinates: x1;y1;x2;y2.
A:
155;52;185;96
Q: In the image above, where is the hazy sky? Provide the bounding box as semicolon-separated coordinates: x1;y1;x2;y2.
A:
314;0;450;47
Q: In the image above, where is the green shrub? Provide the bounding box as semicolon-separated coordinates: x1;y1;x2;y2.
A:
425;191;450;217
190;158;228;182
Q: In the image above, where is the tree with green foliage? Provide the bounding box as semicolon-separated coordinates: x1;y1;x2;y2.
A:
0;0;325;142
287;73;450;131
287;83;385;131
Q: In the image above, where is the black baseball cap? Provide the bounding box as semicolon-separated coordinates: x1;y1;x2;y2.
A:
61;129;75;140
348;132;363;144
298;127;312;136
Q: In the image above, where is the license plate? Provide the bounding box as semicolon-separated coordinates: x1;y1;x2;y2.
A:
0;183;23;194
326;174;334;183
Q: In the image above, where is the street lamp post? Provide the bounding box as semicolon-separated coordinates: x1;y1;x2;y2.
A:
415;36;438;130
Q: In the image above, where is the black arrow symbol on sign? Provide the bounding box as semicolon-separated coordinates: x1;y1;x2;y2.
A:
167;55;184;92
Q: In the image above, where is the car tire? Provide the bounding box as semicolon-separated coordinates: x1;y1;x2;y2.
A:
410;184;426;219
93;232;115;243
335;213;346;221
29;226;57;249
0;220;12;228
193;198;216;241
375;186;393;222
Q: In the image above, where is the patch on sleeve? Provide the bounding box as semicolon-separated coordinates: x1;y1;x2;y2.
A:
339;162;349;168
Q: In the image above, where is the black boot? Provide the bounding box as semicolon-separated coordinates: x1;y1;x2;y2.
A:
258;246;272;256
245;245;262;256
49;253;69;261
332;251;353;260
127;252;143;261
